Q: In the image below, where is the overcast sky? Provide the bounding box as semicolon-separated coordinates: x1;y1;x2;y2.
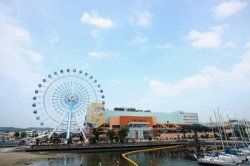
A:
0;0;250;127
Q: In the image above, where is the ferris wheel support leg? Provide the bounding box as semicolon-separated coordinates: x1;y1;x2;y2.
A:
49;126;57;138
49;123;60;138
49;112;69;138
72;114;88;143
80;125;88;143
66;101;74;139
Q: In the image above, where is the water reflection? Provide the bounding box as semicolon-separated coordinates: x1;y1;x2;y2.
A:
30;150;197;166
128;150;197;166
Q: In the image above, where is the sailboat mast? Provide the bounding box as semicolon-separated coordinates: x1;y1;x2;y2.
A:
214;109;224;150
210;117;217;150
220;114;229;147
227;115;237;148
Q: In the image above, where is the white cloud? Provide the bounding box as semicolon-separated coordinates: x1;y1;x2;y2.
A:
90;29;101;39
87;51;116;58
0;6;44;127
0;7;43;92
224;41;236;48
50;35;60;44
148;41;250;99
155;43;172;49
1;23;31;46
137;11;152;28
130;41;250;112
186;25;226;49
149;75;211;98
28;52;44;63
104;79;122;86
244;39;250;49
128;11;152;28
49;30;60;44
81;12;114;28
212;1;247;19
130;36;148;45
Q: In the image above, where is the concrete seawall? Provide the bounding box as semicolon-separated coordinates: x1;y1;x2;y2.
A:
26;142;186;153
25;139;238;153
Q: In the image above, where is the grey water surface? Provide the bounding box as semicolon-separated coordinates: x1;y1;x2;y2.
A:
30;150;198;166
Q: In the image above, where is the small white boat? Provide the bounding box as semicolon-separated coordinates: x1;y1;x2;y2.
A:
240;148;250;155
220;153;243;164
194;153;239;166
197;155;237;166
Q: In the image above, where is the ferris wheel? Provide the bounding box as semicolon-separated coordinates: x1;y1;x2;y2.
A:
32;69;105;141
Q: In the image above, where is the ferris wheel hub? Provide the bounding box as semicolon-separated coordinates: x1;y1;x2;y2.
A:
69;95;75;101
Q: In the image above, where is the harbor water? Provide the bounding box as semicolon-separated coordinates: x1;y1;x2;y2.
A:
30;150;198;166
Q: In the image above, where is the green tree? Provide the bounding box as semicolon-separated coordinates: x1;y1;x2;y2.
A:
114;136;119;143
14;132;20;138
106;129;116;143
36;139;40;145
118;126;129;143
93;127;102;142
67;138;72;144
20;131;27;138
89;136;97;144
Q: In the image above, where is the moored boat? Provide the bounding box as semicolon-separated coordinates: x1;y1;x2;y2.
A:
194;152;239;166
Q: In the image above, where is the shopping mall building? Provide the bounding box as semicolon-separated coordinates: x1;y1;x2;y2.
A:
86;103;199;140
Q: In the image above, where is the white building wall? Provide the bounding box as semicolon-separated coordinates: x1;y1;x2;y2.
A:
171;111;199;124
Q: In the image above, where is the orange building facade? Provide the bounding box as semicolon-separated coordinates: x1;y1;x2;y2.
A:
110;116;156;127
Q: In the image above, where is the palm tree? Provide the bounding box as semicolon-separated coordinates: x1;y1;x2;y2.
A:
93;127;101;142
106;129;116;143
14;132;20;139
20;131;27;138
